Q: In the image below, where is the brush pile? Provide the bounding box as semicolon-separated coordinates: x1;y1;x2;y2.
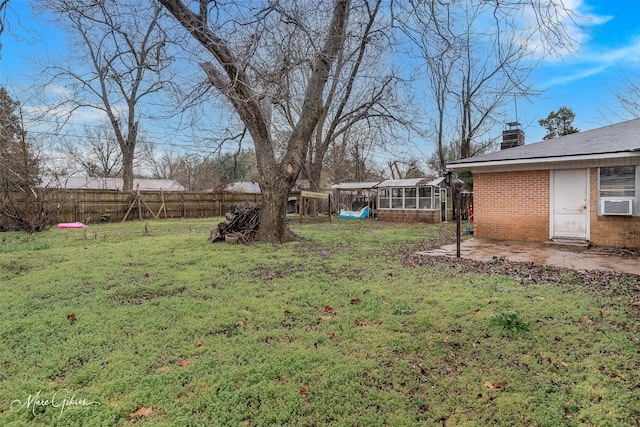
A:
210;203;261;244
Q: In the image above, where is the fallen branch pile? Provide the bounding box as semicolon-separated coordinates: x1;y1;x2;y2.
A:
210;203;261;244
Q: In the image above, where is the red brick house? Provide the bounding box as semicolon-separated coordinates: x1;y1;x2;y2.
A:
447;118;640;248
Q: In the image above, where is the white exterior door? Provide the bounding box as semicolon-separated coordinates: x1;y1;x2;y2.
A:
551;169;589;240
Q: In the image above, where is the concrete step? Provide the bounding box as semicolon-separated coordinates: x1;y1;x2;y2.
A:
545;239;591;249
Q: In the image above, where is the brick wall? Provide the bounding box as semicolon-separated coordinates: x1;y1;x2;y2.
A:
589;169;640;248
377;209;442;223
473;170;549;241
473;168;639;248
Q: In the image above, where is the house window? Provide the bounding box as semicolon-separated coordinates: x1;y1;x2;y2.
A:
405;188;417;208
378;188;389;209
377;186;443;210
600;166;636;197
391;188;404;208
599;166;637;215
418;187;432;209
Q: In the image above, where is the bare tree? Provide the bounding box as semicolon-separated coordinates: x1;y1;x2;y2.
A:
159;0;351;242
140;142;184;181
62;124;123;177
397;0;457;173
0;0;9;48
324;123;383;184
36;0;172;191
399;0;580;167
301;0;405;191
610;73;640;119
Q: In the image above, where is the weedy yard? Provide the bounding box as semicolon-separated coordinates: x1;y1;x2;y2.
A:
0;218;639;426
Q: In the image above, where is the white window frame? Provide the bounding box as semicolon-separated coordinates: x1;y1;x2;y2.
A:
597;165;639;216
377;186;442;210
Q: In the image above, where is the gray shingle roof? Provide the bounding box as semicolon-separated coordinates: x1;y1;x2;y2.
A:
448;117;640;166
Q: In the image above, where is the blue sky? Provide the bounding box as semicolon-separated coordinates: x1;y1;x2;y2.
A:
1;0;640;161
522;0;640;142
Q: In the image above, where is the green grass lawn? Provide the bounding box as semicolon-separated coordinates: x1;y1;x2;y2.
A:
0;218;638;426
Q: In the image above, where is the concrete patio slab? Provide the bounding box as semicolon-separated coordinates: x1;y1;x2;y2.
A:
419;238;640;275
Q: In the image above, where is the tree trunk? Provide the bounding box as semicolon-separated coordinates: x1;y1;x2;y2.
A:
121;144;135;192
308;150;325;192
257;177;294;243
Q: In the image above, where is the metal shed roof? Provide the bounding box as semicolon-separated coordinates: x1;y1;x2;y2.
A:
40;176;186;191
330;181;382;190
375;177;445;188
222;181;261;194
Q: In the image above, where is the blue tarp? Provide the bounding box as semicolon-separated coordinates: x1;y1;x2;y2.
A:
339;206;370;219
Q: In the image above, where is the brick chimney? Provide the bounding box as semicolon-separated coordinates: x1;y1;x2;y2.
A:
501;121;524;150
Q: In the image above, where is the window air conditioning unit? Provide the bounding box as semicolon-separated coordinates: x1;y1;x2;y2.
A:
601;199;633;216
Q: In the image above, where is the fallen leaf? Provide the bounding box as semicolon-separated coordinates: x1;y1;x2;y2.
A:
321;305;334;313
177;358;193;367
300;384;309;393
238;320;248;327
129;406;154;418
484;381;505;389
284;309;291;316
196;340;203;347
598;308;606;316
300;384;310;398
581;315;592;324
67;313;77;323
350;297;360;305
243;420;250;426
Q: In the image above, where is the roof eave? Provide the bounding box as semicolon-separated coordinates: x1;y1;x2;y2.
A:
447;151;640;171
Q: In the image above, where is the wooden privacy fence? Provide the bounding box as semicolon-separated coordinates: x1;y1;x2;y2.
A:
28;190;261;224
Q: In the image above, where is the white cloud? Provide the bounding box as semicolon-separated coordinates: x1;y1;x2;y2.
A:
542;36;640;87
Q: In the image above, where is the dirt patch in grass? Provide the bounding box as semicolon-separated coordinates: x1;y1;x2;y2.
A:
398;241;640;298
589;245;640;258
